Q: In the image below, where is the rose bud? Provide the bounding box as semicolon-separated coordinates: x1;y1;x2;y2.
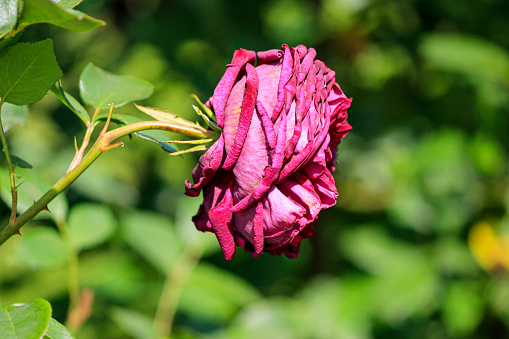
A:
185;44;352;260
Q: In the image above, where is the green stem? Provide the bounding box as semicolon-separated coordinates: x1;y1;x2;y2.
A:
0;119;218;246
67;107;101;172
55;219;81;329
0;99;18;225
0;138;103;245
153;243;204;336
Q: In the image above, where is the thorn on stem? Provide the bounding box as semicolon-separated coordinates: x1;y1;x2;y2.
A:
100;141;124;152
100;103;115;137
34;200;51;213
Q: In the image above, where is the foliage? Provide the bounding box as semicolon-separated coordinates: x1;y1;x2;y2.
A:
0;298;74;339
1;0;509;338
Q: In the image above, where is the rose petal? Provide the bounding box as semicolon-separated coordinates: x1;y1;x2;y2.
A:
213;49;256;128
208;179;236;260
223;63;259;170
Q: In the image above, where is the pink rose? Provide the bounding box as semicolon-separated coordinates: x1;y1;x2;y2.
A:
185;44;352;260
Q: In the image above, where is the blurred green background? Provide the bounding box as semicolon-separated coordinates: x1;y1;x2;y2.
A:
1;0;509;338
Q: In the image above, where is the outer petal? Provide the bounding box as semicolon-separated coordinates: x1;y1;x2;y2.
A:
213;49;256;128
185;134;225;197
223;63;259;170
208;179;236;260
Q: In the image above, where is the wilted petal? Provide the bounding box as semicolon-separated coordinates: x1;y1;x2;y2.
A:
185;134;225;197
223;63;259;170
208;179;236;260
213;49;256;128
187;44;351;260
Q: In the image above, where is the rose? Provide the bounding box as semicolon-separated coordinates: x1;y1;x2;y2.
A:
185;44;352;260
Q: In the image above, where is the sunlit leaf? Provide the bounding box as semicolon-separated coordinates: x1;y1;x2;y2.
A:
0;0;19;39
44;318;75;339
52;0;83;9
18;0;104;32
0;39;62;105
468;221;509;274
0;299;52;339
68;203;117;250
79;63;154;110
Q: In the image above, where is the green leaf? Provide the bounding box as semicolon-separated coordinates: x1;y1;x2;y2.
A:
52;0;83;9
470;132;505;176
191;104;221;132
0;154;33;169
120;115;177;153
174;196;220;256
297;277;372;339
79;63;154;110
0;29;23;54
18;0;105;32
190;93;217;123
339;226;440;323
442;281;483;336
94;114;128;128
120;210;182;273
110;308;160;339
44;318;75;339
78;252;145;302
11;227;70;269
420;33;509;84
68;203;117;250
11;155;33;169
0;102;28;132
50;81;90;123
179;263;261;321
0;39;62;105
0;298;52;339
0;0;19;39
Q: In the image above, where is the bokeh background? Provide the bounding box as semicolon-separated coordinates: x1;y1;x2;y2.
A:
1;0;509;338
